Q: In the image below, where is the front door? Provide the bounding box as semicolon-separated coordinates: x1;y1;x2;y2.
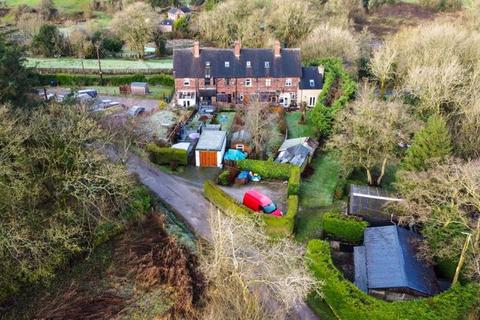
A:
199;151;217;167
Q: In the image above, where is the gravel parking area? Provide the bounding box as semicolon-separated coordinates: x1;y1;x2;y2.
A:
220;180;288;212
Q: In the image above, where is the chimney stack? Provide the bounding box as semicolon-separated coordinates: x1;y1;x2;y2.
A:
193;41;200;58
274;40;281;58
234;40;241;58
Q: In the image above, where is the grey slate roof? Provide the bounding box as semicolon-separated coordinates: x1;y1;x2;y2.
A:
349;185;402;226
299;67;324;90
275;137;318;167
354;226;439;296
196;130;226;151
160;19;173;26
231;130;252;143
173;47;302;79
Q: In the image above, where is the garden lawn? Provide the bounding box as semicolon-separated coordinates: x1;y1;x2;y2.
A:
285;111;316;138
217;112;235;133
300;152;340;208
26;58;173;71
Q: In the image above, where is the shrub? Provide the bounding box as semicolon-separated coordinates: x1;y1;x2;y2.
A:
237;159;294;180
36;73;174;87
146;143;188;166
218;170;231;186
306;240;480;320
321;212;368;244
288;166;301;195
204;181;298;236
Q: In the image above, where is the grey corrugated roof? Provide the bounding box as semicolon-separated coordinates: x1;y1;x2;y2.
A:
299;67;324;90
173;47;302;78
196;130;226;151
354;226;439;296
349;185;401;225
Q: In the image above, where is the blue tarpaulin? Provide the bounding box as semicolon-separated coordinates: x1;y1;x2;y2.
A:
224;149;247;161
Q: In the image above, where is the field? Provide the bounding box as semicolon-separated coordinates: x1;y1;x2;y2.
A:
26;58;173;72
5;0;91;14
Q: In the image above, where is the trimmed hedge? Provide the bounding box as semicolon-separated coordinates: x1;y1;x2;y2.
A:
203;180;298;236
36;73;174;87
322;212;368;244
288;166;301;195
306;240;480;320
237;159;294;180
146;143;188;166
309;58;356;139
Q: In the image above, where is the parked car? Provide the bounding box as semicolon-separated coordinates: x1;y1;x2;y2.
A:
77;89;98;98
127;105;146;116
242;189;283;217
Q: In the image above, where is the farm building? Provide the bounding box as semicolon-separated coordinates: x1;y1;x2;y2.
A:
354;225;439;301
130;82;150;95
231;129;252;153
275;137;318;169
348;185;402;226
195;130;227;168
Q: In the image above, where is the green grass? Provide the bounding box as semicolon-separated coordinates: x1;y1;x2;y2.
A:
26;57;173;71
300;152;341;208
95;85;173;99
5;0;91;14
216;111;235;133
285;111;316;138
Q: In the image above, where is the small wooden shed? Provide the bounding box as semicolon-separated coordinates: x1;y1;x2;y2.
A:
130;82;150;95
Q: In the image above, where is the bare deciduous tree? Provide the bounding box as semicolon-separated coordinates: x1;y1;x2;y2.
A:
199;210;322;320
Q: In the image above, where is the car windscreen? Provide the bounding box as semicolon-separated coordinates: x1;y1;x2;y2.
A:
262;203;277;214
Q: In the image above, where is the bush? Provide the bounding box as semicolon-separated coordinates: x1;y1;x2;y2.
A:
321;212;368;244
217;170;231;186
204;181;298;236
36;73;174;87
146;143;188;166
288;166;301;195
306;240;480;320
237;159;294;180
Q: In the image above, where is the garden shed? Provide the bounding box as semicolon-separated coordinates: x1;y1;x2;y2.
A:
195;130;227;168
130;82;150;95
354;226;439;300
348;185;402;226
275;136;318;169
231;130;252;153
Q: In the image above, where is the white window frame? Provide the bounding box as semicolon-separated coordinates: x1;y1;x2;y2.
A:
239;94;244;102
265;79;271;87
309;96;316;106
309;79;315;87
264;61;270;68
225;61;230;68
285;78;292;87
183;78;190;86
291;93;296;100
246;61;251;68
245;78;252;87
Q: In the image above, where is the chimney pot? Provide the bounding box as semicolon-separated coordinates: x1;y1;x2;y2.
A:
193;41;200;58
274;40;281;57
234;40;241;58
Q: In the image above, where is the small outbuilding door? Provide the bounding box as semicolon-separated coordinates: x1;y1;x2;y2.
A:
199;151;217;167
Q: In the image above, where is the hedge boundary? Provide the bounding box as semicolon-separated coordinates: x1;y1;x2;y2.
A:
146;143;188;166
321;212;368;244
36;73;174;87
309;58;356;139
306;240;480;320
203;180;298;236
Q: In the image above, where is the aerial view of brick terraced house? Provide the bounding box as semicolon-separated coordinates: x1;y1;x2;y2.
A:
173;41;323;108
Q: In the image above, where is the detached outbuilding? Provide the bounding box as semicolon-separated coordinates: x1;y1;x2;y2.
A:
354;226;439;300
275;136;318;169
231;130;252;154
130;82;150;95
348;185;402;226
195;130;227;168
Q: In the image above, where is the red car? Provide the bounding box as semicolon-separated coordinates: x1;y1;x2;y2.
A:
243;189;283;217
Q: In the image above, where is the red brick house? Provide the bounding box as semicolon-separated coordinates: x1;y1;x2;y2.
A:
173;41;305;107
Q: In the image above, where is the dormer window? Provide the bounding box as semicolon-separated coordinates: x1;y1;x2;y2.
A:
225;61;230;68
206;61;210;67
264;61;270;68
309;79;315;87
246;61;251;68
